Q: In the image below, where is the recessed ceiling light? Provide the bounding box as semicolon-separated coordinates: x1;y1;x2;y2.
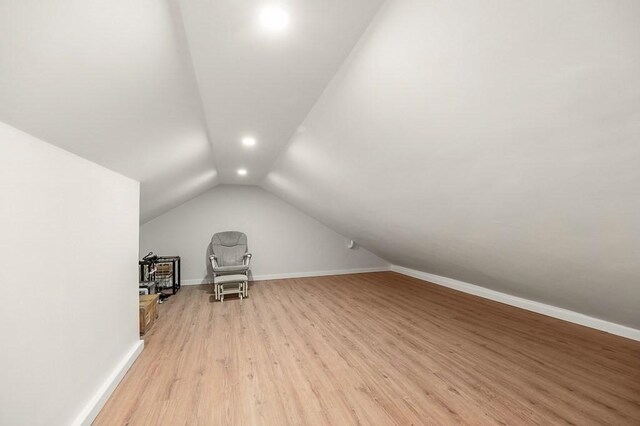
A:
242;137;256;147
237;168;248;176
259;6;289;32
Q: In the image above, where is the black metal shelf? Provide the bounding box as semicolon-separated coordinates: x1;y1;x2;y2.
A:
139;256;181;294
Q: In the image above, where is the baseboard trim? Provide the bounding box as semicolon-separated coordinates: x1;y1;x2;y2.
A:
391;265;640;342
182;278;213;285
181;266;391;286
251;266;391;281
71;340;144;426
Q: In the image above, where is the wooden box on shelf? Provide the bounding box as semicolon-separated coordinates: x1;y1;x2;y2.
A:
139;294;159;335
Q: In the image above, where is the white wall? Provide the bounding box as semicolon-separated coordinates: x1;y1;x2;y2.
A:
0;123;141;425
140;185;387;282
263;0;640;329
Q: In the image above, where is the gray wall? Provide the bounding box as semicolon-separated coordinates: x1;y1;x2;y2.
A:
0;122;140;425
263;0;640;328
140;185;387;282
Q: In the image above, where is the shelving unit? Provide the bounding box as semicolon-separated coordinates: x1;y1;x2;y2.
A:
139;256;181;295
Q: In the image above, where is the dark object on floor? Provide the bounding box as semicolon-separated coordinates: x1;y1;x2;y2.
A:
139;253;181;295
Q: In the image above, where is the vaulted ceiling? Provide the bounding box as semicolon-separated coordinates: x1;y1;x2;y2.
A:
1;0;638;328
0;0;216;222
177;0;384;185
0;0;383;222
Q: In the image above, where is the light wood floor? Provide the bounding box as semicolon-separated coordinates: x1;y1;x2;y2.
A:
94;272;640;425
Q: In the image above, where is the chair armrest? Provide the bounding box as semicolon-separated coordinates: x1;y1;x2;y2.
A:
243;253;252;267
209;254;219;268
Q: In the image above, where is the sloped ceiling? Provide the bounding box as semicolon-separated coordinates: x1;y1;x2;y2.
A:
0;0;217;223
176;0;385;184
0;0;384;222
262;0;640;328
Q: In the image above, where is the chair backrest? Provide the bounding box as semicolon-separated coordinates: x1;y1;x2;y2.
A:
211;231;248;266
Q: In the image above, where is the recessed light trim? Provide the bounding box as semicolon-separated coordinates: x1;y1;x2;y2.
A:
259;6;289;32
237;168;248;176
242;137;256;147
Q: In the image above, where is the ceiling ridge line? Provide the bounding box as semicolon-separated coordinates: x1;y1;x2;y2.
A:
168;0;221;174
259;0;389;181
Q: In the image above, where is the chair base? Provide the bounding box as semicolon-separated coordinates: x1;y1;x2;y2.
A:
214;280;248;302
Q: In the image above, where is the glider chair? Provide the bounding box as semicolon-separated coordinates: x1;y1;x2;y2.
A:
209;231;252;301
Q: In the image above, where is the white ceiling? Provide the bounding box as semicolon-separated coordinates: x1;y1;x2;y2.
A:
177;0;385;184
0;0;217;223
263;0;640;328
0;0;384;221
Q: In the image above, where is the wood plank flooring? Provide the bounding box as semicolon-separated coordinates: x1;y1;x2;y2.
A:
94;272;640;425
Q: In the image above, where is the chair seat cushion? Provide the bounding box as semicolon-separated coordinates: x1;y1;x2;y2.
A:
214;274;248;284
213;265;249;274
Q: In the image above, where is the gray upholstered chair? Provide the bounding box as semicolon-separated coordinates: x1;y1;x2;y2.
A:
209;231;252;301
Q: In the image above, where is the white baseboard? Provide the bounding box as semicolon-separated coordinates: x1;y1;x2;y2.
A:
182;278;214;285
71;340;144;426
181;266;391;286
251;266;391;281
391;265;640;342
